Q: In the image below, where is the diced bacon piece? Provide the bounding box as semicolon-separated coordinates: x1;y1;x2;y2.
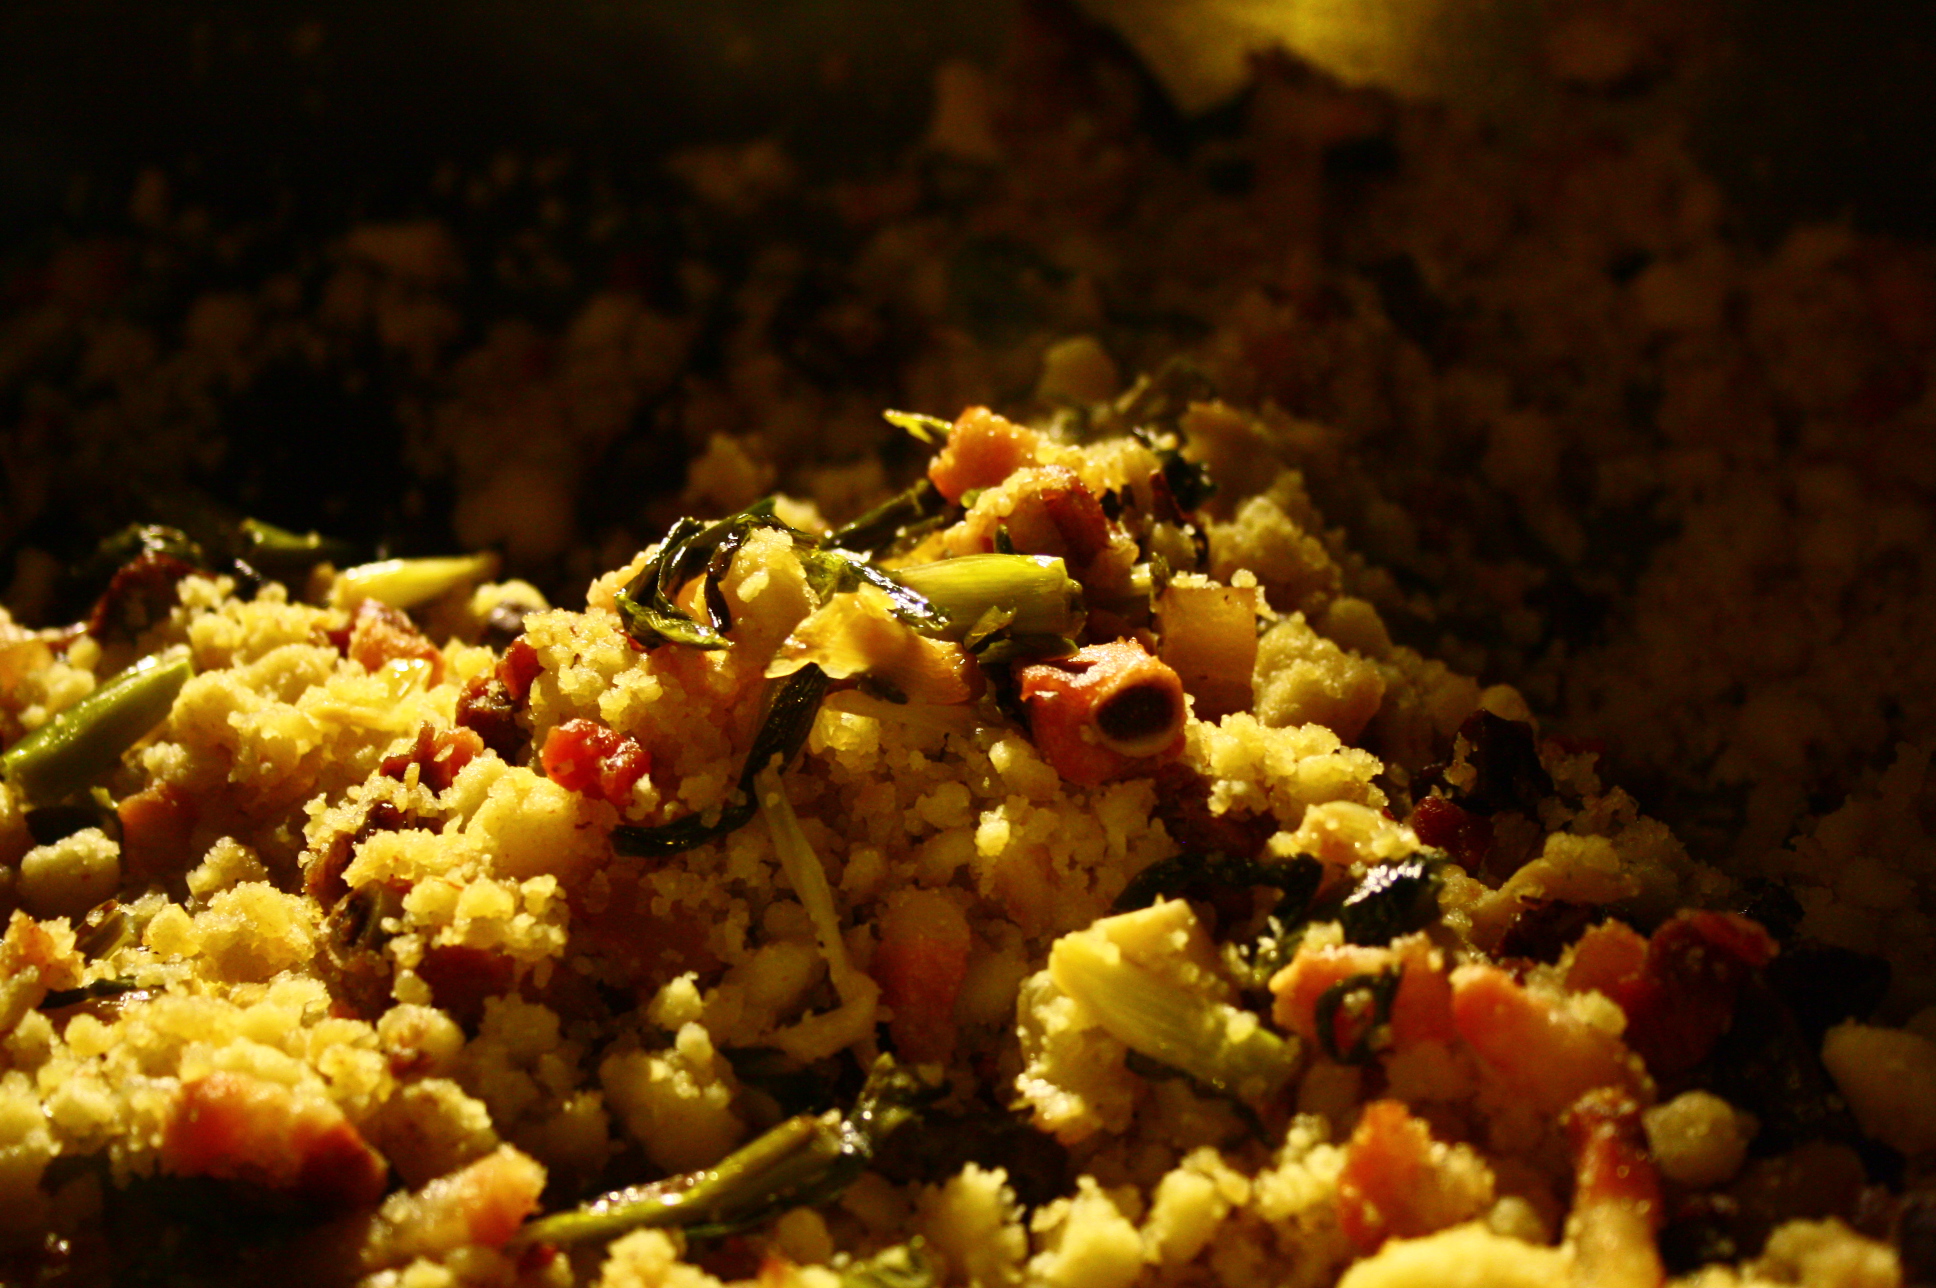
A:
367;1145;546;1268
540;719;652;808
87;549;198;642
1565;912;1775;1077
1565;919;1651;997
380;724;485;794
1017;640;1187;787
872;889;972;1064
416;944;518;1031
1407;794;1492;871
1450;964;1646;1113
1034;466;1113;563
456;674;527;762
116;781;200;885
928;407;1043;502
496;637;543;700
945;464;1124;571
1270;933;1456;1054
1337;1100;1495;1252
1564;1088;1665;1288
344;599;444;686
165;1071;388;1210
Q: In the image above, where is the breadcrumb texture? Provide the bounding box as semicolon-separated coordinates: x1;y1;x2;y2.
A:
2;3;1932;1284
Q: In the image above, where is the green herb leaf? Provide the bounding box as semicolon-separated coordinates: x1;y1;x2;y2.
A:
1336;858;1443;946
611;666;832;857
882;410;952;444
840;1239;937;1288
828;477;950;558
1113;851;1325;919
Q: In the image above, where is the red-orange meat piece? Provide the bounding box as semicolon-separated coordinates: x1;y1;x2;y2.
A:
380;724;485;794
1450;964;1645;1113
927;407;1042;503
1567;911;1776;1077
1016;640;1186;787
116;781;199;885
344;599;444;686
1270;934;1455;1054
1336;1100;1494;1253
540;719;651;808
165;1071;388;1210
872;890;972;1064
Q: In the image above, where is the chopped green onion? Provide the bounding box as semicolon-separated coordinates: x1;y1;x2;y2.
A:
882;410;952;444
828;478;950;557
759;766;870;1008
38;978;144;1011
891;555;1084;644
329;553;498;611
237;519;359;583
1314;968;1404;1064
2;653;192;807
511;1056;933;1249
840;1239;937;1288
1049;929;1297;1101
615;503;802;651
798;550;952;637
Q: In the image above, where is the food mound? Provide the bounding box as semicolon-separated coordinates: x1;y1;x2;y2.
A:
0;398;1927;1286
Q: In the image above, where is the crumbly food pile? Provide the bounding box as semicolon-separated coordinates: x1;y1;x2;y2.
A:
1;402;1929;1286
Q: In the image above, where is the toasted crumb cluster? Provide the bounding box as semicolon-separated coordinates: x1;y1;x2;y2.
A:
0;395;1925;1287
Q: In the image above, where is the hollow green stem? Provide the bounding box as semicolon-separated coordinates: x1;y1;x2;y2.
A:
1049;930;1297;1101
2;653;191;807
512;1056;930;1249
328;553;498;611
891;554;1085;644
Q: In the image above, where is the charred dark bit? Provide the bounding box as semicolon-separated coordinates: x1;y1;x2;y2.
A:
39;978;145;1011
1335;857;1444;946
1659;1194;1749;1276
456;675;528;764
1897;1192;1936;1287
481;598;539;648
317;882;407;1020
1149;763;1278;859
870;1103;1072;1208
25;799;120;847
1764;940;1892;1042
1113;850;1324;925
1497;900;1605;963
1453;711;1554;816
1703;975;1861;1154
1731;877;1805;942
87;549;200;643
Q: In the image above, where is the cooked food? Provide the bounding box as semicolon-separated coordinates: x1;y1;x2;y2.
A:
0;397;1926;1286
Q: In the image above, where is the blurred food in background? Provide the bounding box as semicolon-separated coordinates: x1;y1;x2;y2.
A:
5;0;1932;868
